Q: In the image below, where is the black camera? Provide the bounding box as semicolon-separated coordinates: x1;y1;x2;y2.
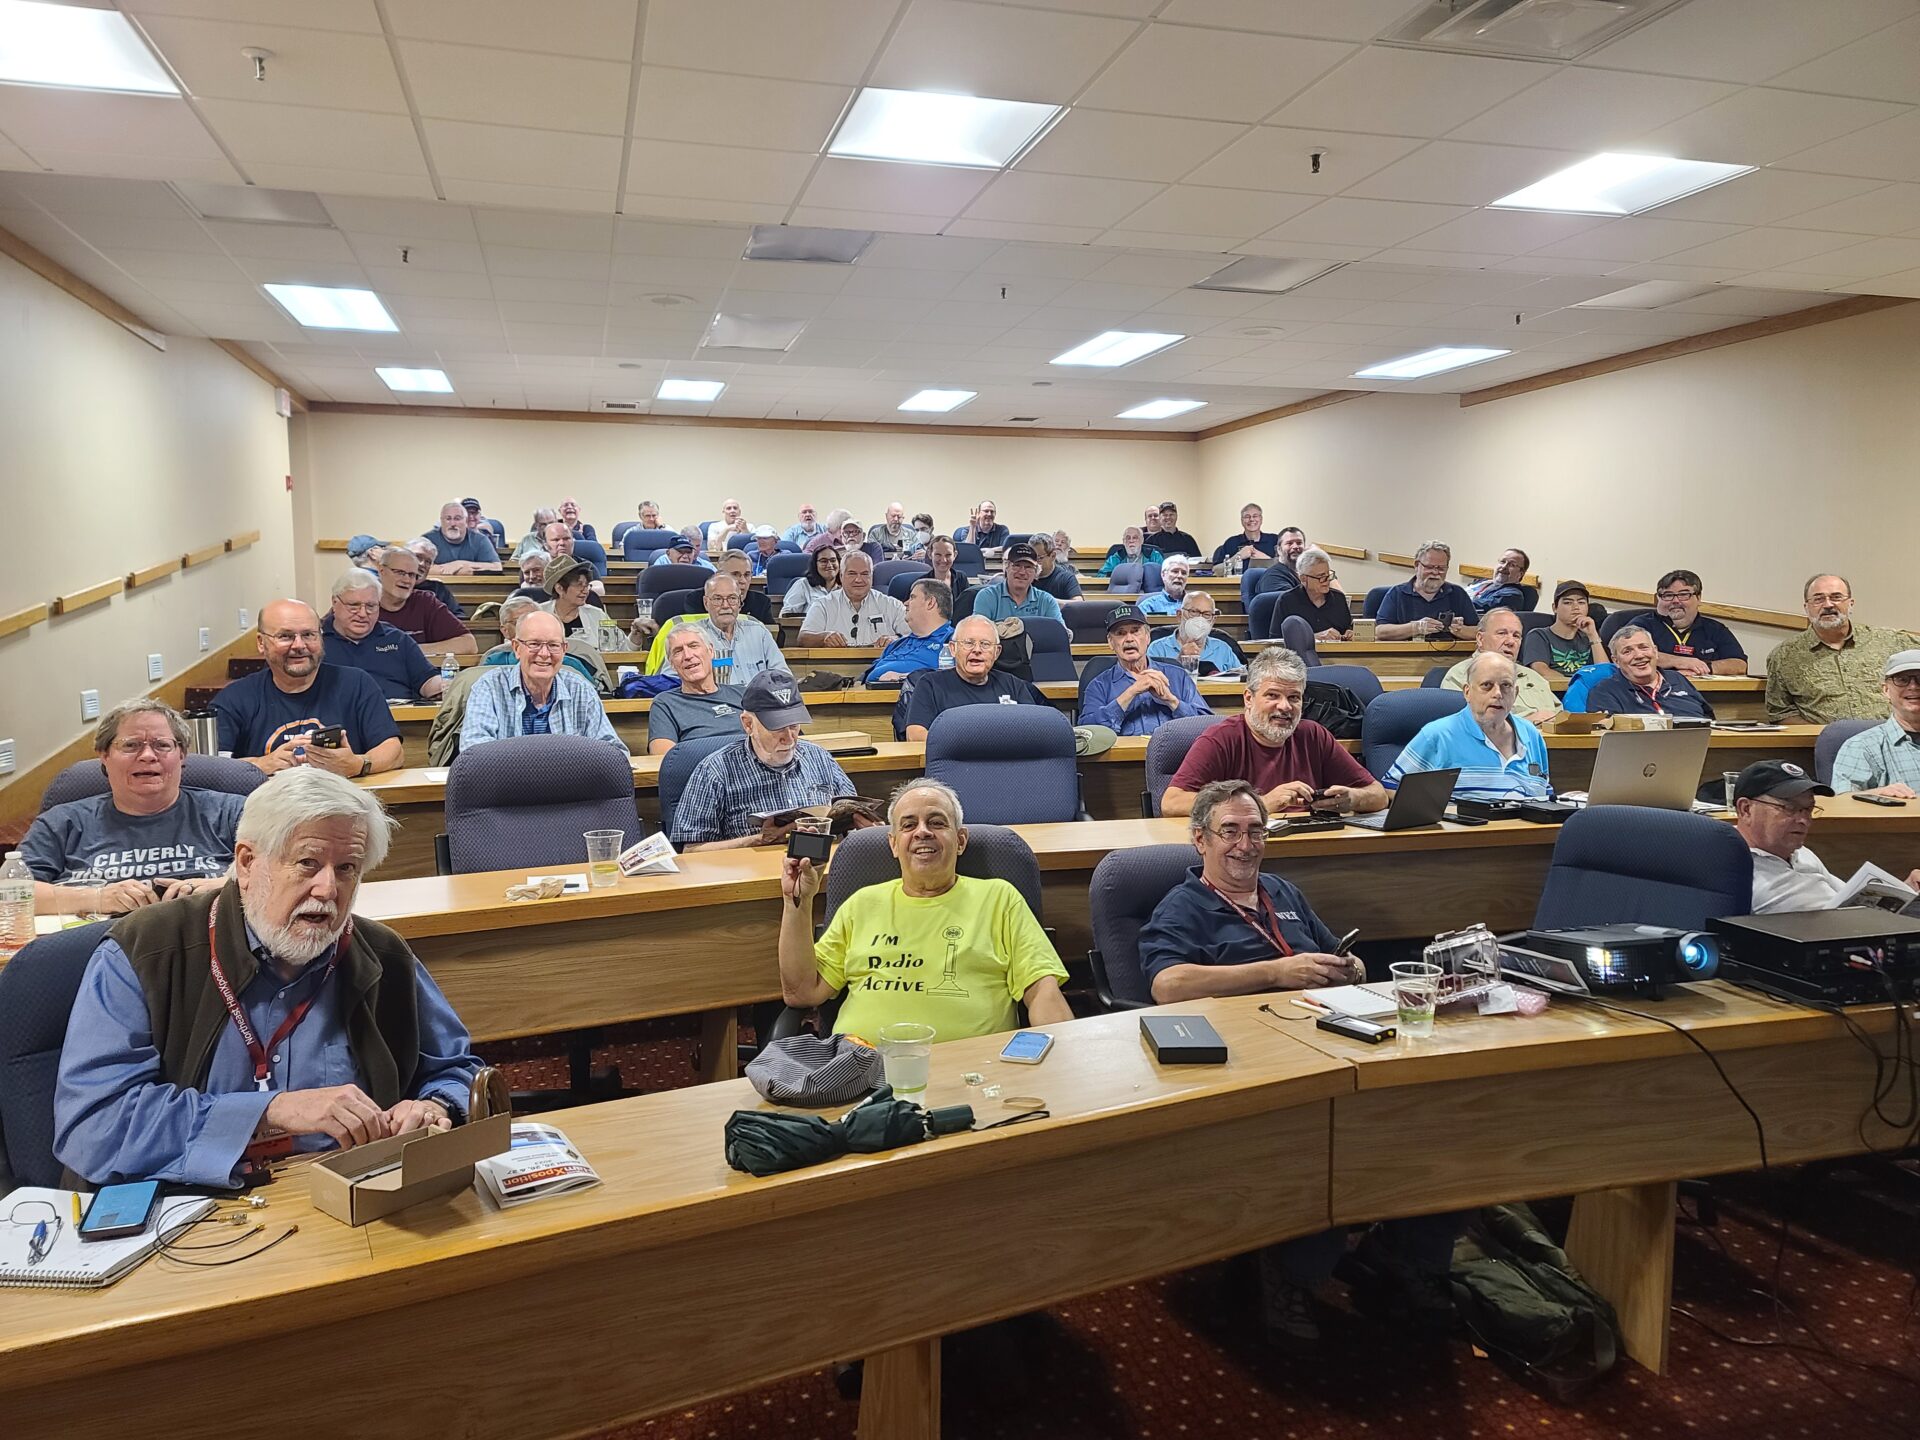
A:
786;828;834;862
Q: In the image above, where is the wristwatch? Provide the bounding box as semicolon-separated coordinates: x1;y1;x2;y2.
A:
424;1092;464;1126
358;757;373;778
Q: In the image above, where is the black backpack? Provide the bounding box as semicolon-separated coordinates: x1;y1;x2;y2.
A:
1301;680;1365;739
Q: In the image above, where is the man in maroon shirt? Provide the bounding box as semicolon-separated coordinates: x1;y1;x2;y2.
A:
1162;645;1387;817
376;544;475;654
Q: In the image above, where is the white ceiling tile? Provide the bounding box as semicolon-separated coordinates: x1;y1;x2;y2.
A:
1637;88;1908;168
1187;126;1420;192
625;139;816;206
1774;236;1920;280
231;256;371;288
1602;262;1749;284
491;274;611;304
838;266;966;299
962;171;1163;227
1365;247;1515;271
0;90;222;160
52;210;208;253
245;166;436;199
614;219;753;257
386;294;502;322
137;16;409;110
729;259;852;295
347;233;485;273
321;196;479;241
0;173;188;215
201;220;358;261
1078;25;1352;123
444;179;619;213
384;0;640;59
872;0;1138;104
1401;209;1609;256
482;244;611;280
1769;15;1920;102
1780;111;1920;184
0;133;35;170
194;100;428;175
358;265;496;298
497;299;609;327
1773;181;1920;236
1340;140;1581;207
980;242;1111;277
1860;267;1920;297
1267;47;1553;138
624;196;797;225
1661;226;1874;270
1527;217;1745;263
1085;251;1227;286
1235;237;1381;262
1155;0;1427;41
1652;168;1884;225
1583;0;1914;83
125;1;384;31
1449;66;1739;151
798;158;995;218
427;121;624;190
641;0;899;85
1111;184;1317;241
1019;109;1244;183
630;67;850;152
472;211;613;251
400;42;632;134
1259;196;1470;249
28;151;243;185
97;247;248;282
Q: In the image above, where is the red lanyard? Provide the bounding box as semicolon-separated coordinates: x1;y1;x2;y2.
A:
1635;681;1665;714
207;908;351;1092
1203;879;1294;957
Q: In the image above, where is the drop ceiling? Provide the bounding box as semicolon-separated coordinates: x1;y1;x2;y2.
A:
0;0;1917;429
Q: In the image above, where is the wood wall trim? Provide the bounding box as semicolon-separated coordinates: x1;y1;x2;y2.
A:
125;560;176;591
226;529;261;552
1460;563;1542;586
305;400;1194;444
1585;583;1804;632
0;222;166;352
316;538;351;552
182;542;225;569
1459;295;1917;408
0;603;48;639
50;577;124;616
1194;390;1367;440
1321;544;1368;560
1378;552;1417;569
211;339;307;412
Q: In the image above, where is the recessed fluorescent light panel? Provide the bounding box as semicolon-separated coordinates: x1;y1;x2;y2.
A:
898;388;976;413
743;225;875;264
173;182;333;227
1118;399;1206;420
1574;279;1720;310
1050;331;1185;368
827;87;1064;169
701;313;808;352
376;367;452;394
0;0;179;94
262;284;397;332
657;378;726;402
1492;153;1754;215
1193;257;1342;295
1354;346;1510;380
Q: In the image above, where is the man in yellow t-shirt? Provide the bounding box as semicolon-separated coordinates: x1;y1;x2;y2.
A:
778;780;1073;1042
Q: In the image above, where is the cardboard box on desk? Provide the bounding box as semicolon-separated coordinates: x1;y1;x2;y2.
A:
309;1113;512;1226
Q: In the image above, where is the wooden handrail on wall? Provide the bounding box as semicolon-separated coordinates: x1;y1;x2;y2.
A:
126;560;175;591
1321;544;1368;560
182;542;225;569
0;603;48;639
227;530;261;552
51;577;124;616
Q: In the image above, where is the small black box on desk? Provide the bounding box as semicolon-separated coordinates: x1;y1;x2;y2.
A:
1140;1013;1228;1065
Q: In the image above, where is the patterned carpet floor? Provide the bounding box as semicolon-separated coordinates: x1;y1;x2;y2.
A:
481;1020;1920;1440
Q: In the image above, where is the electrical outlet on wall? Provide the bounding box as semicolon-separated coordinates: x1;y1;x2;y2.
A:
81;690;100;722
238;608;250;630
0;739;15;776
148;653;164;682
199;627;211;652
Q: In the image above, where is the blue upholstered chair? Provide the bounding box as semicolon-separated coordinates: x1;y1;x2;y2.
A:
622;528;679;561
0;921;111;1188
443;734;641;874
872;560;929;594
1025;618;1075;682
926;706;1081;824
658;735;740;836
1141;715;1218;817
1360;688;1464;779
1533;806;1752;929
1363;585;1392;619
1815;719;1878;786
1305;663;1384;707
38;754;265;812
636;563;717;602
1087;844;1196;1009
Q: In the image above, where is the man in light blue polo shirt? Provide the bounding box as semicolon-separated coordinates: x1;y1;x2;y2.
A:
1830;649;1920;799
1385;653;1552;802
971;543;1063;624
1138;555;1194;617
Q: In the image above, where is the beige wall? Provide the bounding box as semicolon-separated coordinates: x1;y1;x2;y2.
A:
1198;302;1920;653
290;412;1199;599
0;252;293;777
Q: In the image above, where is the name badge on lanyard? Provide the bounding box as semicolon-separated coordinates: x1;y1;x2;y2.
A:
206;908;351;1092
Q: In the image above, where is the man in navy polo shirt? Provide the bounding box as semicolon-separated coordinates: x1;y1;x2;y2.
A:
321;570;444;702
1587;625;1715;720
419;499;502;575
1374;541;1479;641
213;599;405;776
1645;568;1748;676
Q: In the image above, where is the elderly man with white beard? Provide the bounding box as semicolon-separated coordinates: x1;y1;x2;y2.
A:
54;768;483;1186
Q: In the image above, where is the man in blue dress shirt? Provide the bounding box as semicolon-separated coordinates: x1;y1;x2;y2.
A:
1374;541;1480;642
54;768;483;1186
1081;605;1211;736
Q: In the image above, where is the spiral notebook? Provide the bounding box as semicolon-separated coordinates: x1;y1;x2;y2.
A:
0;1188;216;1290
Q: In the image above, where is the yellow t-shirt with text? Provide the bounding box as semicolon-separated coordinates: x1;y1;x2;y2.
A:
816;875;1067;1043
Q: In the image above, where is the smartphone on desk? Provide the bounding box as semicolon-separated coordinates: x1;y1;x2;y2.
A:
1000;1031;1053;1065
80;1180;161;1241
1851;793;1908;807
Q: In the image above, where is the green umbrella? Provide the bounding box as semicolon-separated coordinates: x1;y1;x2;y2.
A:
724;1088;975;1177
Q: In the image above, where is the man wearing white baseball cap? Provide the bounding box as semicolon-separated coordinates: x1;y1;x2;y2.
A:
1829;649;1920;800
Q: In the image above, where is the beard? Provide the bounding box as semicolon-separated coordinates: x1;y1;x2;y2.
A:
241;885;348;966
1246;709;1297;746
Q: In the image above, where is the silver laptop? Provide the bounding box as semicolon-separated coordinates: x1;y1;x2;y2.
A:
1585;727;1713;810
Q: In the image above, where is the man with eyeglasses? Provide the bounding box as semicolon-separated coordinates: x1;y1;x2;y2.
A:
418;499;503;576
459;611;626;753
1373;541;1479;642
1830;651;1920;799
1271;547;1353;642
1766;574;1920;724
214;600;404;778
1733;760;1920;912
375;545;475;654
798;549;907;648
1466;548;1532;616
1644;569;1747;676
1147;589;1243;675
900;615;1048;743
21;700;243;915
320;569;445;703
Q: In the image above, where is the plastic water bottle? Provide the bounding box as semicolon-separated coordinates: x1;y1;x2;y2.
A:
440;652;459;685
938;643;955;671
0;851;34;958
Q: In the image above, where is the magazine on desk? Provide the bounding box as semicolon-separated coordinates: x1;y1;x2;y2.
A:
474;1124;602;1208
1831;862;1920;916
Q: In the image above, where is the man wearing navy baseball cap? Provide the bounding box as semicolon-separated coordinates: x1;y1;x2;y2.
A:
1732;759;1919;912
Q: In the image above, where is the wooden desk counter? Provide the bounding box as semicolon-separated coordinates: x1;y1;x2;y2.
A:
0;1000;1349;1440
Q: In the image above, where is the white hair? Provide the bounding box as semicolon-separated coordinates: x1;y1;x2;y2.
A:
1296;546;1331;572
888;778;965;828
1608;623;1654;656
1465;651;1517;686
236;767;395;875
330;567;379;599
1162;555;1191;574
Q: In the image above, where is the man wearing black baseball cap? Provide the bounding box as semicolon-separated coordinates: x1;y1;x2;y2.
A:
971;542;1063;624
668;671;855;850
1732;760;1918;912
1521;580;1607;680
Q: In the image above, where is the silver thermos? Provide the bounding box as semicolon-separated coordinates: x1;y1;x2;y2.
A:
187;709;220;756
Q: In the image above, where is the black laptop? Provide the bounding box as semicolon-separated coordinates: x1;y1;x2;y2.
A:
1343;767;1460;831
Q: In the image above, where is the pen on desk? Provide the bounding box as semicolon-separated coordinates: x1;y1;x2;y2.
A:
71;1192;83;1225
28;1219;52;1266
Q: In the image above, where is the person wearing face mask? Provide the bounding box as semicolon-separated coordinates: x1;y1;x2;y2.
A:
1160;646;1386;818
670;673;855;851
1766;573;1918;724
1385;653;1552;803
1148;591;1242;675
1734;759;1920;912
1080;605;1211;736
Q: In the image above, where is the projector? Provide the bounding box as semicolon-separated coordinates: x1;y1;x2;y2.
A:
1501;924;1720;998
1710;910;1920;1006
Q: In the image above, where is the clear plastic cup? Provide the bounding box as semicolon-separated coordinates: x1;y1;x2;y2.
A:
1723;771;1741;810
878;1021;936;1096
584;829;624;888
1390;962;1442;1039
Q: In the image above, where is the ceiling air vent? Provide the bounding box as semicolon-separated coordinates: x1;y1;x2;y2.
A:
1006;416;1041;423
1381;0;1696;60
598;400;644;412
